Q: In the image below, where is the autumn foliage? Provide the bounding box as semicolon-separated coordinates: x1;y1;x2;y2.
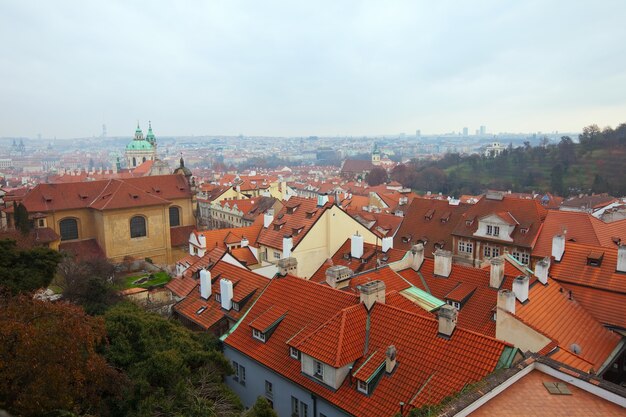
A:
0;294;122;416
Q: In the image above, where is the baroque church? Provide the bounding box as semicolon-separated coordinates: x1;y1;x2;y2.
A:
125;122;158;168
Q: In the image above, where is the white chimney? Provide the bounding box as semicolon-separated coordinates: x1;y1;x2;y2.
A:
359;280;386;311
200;269;211;299
512;275;529;303
317;193;329;207
617;245;626;273
489;257;505;289
385;345;397;373
381;236;393;253
198;233;206;249
241;237;249;248
220;278;233;310
351;233;364;259
552;234;565;262
433;249;452;278
497;289;516;314
263;209;274;228
438;304;458;338
410;243;424;271
534;257;550;285
282;235;293;258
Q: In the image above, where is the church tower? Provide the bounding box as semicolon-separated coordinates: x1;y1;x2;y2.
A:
371;143;381;166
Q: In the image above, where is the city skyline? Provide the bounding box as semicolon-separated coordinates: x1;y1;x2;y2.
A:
1;1;626;138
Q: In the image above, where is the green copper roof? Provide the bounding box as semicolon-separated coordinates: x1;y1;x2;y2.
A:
146;121;156;142
399;286;445;312
126;140;154;150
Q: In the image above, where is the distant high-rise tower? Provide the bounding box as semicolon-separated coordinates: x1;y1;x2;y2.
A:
462;127;468;136
480;125;486;135
102;124;107;137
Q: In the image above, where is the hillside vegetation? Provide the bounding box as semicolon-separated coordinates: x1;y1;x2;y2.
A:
391;123;626;197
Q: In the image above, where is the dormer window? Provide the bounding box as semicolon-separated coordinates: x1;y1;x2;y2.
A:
252;328;266;342
313;360;324;380
486;225;500;237
233;302;240;312
289;347;300;360
446;300;461;310
587;251;604;267
424;209;435;220
357;380;368;394
520;227;529;234
402;235;412;244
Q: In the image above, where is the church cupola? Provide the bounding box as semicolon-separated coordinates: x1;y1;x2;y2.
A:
372;143;381;166
134;122;144;140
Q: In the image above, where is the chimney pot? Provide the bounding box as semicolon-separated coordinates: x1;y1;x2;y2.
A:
282;235;293;258
410;243;424;271
552;234;565;262
433;249;452;277
438;304;457;337
263;208;274;228
359;280;386;311
325;265;353;289
351;233;364;259
277;257;298;277
489;257;505;288
497;289;516;314
219;278;233;310
385;345;397;373
534;257;550;284
200;269;211;299
382;236;393;253
512;275;530;303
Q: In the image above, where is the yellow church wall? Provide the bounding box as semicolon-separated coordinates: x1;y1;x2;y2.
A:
46;209;99;242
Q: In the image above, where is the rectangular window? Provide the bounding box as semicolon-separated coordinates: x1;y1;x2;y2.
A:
290;346;300;359
466;242;473;254
458;241;466;253
492;247;500;257
357;380;368;394
486;225;493;235
239;365;246;385
493;226;500;236
291;397;299;415
252;329;266;342
313;360;324;380
265;380;273;399
521;252;530;265
232;361;239;381
484;246;491;258
300;402;308;417
274;251;281;259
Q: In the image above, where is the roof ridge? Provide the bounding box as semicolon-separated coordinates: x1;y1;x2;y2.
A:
335;309;348;367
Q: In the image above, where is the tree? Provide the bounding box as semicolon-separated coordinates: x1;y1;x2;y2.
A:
551;164;565;196
579;124;601;150
558;136;576;167
244;397;278;417
0;239;62;294
0;294;122;416
366;167;388;186
57;257;121;315
103;303;241;416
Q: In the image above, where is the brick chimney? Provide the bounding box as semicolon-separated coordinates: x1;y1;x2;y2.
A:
433;249;452;277
325;265;353;289
617;245;626;273
277;257;298;277
497;289;515;314
534;257;550;284
263;208;274;228
512;275;529;303
410;243;424;271
382;236;393;253
552;234;565;262
351;233;364;259
437;304;457;338
200;269;211;299
359;280;386;311
282;235;293;258
220;278;233;310
489;257;505;288
385;345;397;373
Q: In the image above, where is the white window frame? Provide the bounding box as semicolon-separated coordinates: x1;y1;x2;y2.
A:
458;241;466;253
313;360;324;380
357;379;368;394
290;346;299;359
252;328;266;342
274;251;281;259
466;242;473;254
484;246;492;258
520;252;530;265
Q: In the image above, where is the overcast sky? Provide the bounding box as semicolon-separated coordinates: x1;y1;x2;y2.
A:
1;1;626;138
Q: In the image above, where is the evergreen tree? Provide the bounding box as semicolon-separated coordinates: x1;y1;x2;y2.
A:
15;203;31;234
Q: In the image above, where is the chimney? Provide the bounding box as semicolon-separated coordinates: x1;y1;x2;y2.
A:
385;345;397;373
241;236;249;248
381;236;393;253
199;269;211;299
282;235;293;258
198;233;206;249
489;257;505;288
317;193;329;207
277;257;297;277
359;280;386;311
512;275;529;303
410;243;424;271
433;249;452;277
263;208;274;228
552;234;565;262
235;184;241;193
497;289;516;314
534;257;550;284
617;245;626;273
325;265;353;289
351;233;364;259
220;278;233;310
437;304;457;338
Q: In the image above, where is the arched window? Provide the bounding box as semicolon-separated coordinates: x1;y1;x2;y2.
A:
130;216;147;238
169;206;181;227
59;218;79;241
142;157;146;163
132;157;137;167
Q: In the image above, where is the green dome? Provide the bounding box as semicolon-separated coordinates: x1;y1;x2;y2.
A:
126;140;154;151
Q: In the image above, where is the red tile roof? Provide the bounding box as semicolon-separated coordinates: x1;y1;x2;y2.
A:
182;247;226;279
224;276;509;417
165;275;197;298
170;225;195;247
193;221;264;251
394;197;471;255
341;159;375;174
230;246;259;267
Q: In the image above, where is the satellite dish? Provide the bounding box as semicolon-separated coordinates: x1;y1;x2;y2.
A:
570;343;582;355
